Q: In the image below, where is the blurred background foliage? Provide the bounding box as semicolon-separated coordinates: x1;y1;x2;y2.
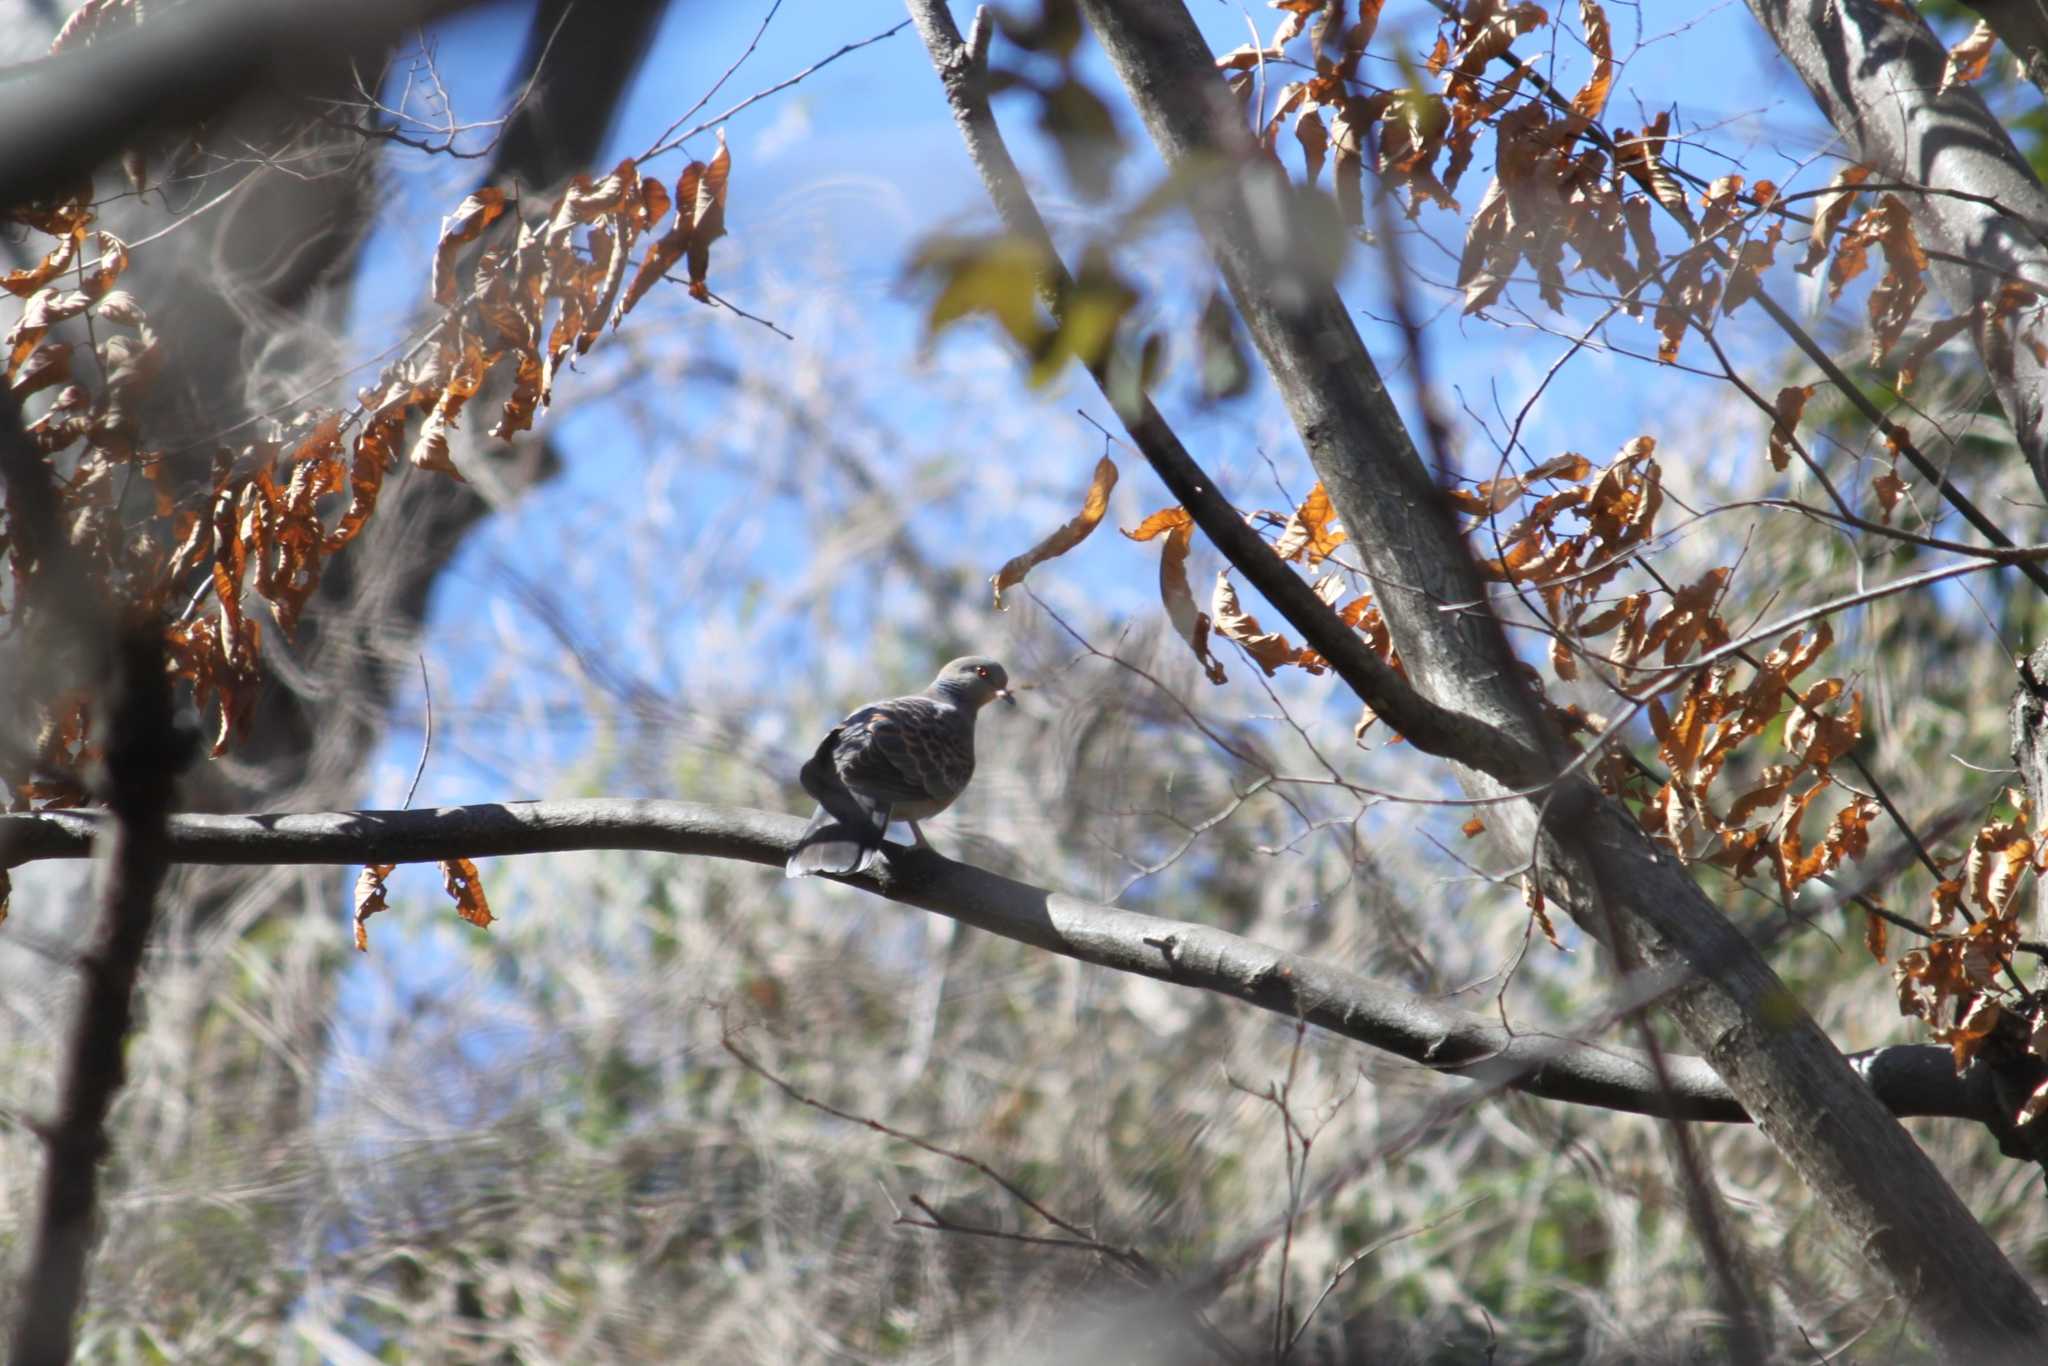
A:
3;1;2048;1361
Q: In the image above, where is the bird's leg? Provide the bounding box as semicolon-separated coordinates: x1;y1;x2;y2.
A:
909;821;932;850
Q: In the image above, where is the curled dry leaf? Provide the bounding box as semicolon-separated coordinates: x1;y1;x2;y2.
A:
440;856;496;931
1294;104;1329;187
432;187;509;306
1570;0;1613;121
1940;19;1997;95
1872;465;1907;523
1523;872;1565;950
353;863;397;952
1766;384;1814;472
1125;507;1227;684
1271;481;1347;563
1967;804;2035;917
1211;571;1321;675
1614;111;1686;217
1795;163;1871;276
622;131;733;315
1447;451;1592;515
1784;677;1862;769
991;455;1118;608
1828;195;1928;361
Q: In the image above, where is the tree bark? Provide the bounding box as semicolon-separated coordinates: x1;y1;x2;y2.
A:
1070;0;2048;1353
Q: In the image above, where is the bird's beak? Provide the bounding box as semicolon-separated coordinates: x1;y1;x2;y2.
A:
997;687;1016;708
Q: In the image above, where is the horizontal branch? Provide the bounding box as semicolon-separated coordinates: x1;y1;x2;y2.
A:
0;798;2018;1134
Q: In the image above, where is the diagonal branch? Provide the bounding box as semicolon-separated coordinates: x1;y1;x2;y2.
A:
0;796;2032;1139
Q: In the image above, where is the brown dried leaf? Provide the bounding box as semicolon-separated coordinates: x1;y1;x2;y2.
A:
1523;872;1565;950
1126;508;1226;683
1940;19;1997;95
685;132;731;302
1785;679;1862;769
991;455;1118;608
353;863;397;952
1614;112;1686;217
1125;506;1192;542
1767;384;1814;472
1461;816;1487;838
1968;813;2034;915
440;856;495;930
1947;995;2005;1070
1;233;78;298
1864;909;1888;964
1272;482;1347;563
8;341;71;400
1886;309;1974;392
1212;571;1319;675
1796;163;1871;276
1569;0;1613;122
1294;105;1329;187
1216;42;1276;71
1641;566;1730;665
433;187;508;306
1550;635;1578;681
1872;465;1907;522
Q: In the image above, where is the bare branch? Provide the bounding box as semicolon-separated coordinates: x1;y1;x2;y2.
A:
0;796;2030;1137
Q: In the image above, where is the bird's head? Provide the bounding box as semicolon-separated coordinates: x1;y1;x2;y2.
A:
933;656;1014;709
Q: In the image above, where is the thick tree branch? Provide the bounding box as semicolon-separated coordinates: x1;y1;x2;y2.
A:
1064;0;2048;1354
0;796;2032;1140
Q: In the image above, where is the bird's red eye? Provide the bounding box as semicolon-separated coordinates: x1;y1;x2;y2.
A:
976;666;989;678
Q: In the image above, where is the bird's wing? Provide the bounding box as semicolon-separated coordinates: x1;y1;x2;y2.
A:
800;725;890;833
835;698;973;806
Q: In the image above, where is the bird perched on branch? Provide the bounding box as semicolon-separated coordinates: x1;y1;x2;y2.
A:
786;656;1014;878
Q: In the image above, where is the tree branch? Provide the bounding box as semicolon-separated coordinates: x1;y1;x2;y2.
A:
0;796;2029;1137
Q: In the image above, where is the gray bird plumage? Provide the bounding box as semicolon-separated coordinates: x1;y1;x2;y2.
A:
786;657;1013;877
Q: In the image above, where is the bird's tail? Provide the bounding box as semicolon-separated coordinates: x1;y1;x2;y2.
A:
785;805;887;878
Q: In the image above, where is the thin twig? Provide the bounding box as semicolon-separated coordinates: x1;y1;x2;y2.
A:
402;655;433;810
637;19;913;164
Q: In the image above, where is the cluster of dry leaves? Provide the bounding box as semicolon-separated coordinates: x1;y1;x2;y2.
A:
1223;0;2045;395
982;0;2048;1124
2;35;735;941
